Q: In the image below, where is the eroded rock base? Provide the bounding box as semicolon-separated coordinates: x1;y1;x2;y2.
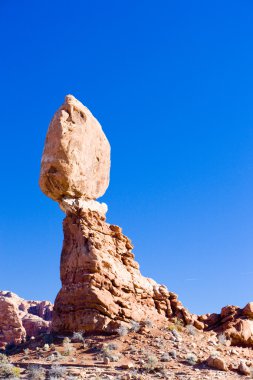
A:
52;211;198;334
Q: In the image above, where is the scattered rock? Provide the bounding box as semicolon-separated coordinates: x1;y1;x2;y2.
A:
238;360;251;375
206;355;228;371
103;357;110;365
121;361;134;369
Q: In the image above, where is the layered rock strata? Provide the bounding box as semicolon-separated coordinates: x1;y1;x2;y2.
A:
0;291;53;349
200;302;253;346
52;210;198;333
40;95;197;334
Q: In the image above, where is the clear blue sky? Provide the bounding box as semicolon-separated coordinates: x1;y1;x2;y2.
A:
0;0;253;315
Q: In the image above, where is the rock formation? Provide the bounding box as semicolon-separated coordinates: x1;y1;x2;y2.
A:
0;291;53;349
52;211;200;333
39;95;197;334
200;302;253;346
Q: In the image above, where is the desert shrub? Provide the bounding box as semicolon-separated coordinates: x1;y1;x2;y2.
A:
62;338;73;356
109;353;121;362
117;325;128;337
47;354;57;362
27;365;46;380
161;353;171;362
185;352;198;365
144;319;153;328
129;345;137;353
48;364;66;378
186;324;197;336
154;337;164;348
130;320;140;332
171;329;181;342
23;348;30;360
0;363;21;378
169;350;177;359
217;333;227;345
43;344;50;352
100;345;121;362
0;354;9;364
107;343;118;351
144;354;159;371
72;332;84;342
47;350;63;362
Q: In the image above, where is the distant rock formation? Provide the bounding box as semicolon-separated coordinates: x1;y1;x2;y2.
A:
200;302;253;346
0;291;52;349
39;95;197;333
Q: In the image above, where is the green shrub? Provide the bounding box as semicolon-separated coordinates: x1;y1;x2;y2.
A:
0;363;21;378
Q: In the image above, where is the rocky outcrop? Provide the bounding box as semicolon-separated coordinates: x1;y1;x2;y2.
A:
52;211;198;333
39;95;196;334
39;95;110;202
200;302;253;346
0;291;53;349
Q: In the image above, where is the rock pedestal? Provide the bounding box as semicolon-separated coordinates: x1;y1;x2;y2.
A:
52;210;191;333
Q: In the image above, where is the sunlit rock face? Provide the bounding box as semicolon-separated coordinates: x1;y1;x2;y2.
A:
51;210;194;333
39;94;110;202
0;291;52;349
39;95;197;334
200;303;253;347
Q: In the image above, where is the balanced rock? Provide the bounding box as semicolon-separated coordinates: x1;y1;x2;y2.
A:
39;95;110;202
39;95;195;333
0;291;53;349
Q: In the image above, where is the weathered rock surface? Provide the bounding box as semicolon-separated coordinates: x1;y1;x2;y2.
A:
39;95;110;201
206;355;228;371
38;95;197;333
0;291;53;349
52;210;196;333
38;94;253;345
200;302;253;346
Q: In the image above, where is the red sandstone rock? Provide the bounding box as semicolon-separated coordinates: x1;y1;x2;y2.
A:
39;95;110;201
0;293;26;349
0;291;53;349
52;211;194;333
38;95;253;346
203;302;253;346
242;302;253;318
207;355;228;371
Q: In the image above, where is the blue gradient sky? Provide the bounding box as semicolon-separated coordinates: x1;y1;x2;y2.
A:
0;0;253;315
